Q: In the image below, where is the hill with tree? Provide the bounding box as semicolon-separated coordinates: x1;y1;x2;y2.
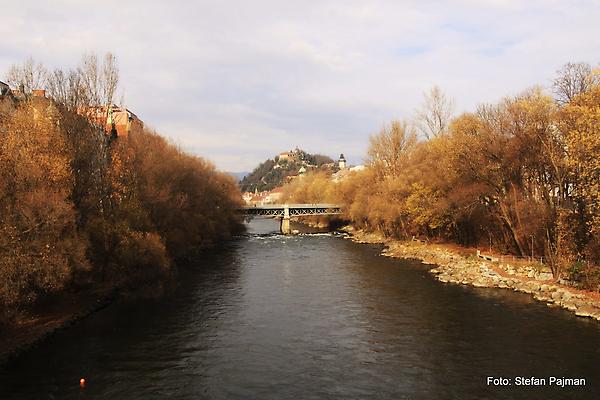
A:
240;148;335;192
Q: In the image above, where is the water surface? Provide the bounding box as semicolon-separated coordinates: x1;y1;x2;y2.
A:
2;218;600;399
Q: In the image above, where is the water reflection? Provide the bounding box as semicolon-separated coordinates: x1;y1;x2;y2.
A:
1;218;600;399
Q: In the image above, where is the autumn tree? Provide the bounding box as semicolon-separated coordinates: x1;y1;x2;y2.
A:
558;85;600;274
277;65;599;286
0;100;89;317
1;54;246;319
367;120;417;177
281;171;338;204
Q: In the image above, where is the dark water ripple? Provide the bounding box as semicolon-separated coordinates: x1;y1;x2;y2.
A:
1;219;600;399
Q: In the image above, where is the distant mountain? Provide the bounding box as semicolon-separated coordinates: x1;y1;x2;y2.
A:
228;171;250;181
240;149;336;192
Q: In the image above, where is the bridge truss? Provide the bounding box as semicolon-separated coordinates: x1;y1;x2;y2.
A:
241;204;343;218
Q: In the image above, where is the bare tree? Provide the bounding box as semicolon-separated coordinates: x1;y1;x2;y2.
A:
101;53;119;106
78;53;101;106
416;85;454;140
65;69;86;110
552;62;600;105
45;68;69;105
367;120;417;177
5;57;47;94
76;52;120;108
46;68;87;111
6;52;119;109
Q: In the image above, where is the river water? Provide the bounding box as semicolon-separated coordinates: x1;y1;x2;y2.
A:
2;218;600;399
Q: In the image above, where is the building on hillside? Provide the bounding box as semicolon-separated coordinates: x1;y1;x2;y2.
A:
109;106;143;137
264;187;283;203
32;89;46;98
338;153;347;169
331;164;365;183
0;81;10;96
242;192;254;204
0;84;48;101
242;189;283;205
278;152;291;161
78;105;143;137
278;148;305;162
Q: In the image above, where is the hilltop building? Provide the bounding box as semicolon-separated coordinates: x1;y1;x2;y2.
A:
0;83;46;101
278;148;304;163
108;106;143;137
0;80;142;137
0;80;10;96
79;105;143;137
32;89;46;98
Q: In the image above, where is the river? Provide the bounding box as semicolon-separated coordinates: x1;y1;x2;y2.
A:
2;218;600;399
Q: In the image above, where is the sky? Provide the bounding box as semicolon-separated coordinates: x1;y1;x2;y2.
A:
1;0;599;172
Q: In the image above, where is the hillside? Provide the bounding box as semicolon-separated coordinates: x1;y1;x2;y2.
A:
240;148;336;192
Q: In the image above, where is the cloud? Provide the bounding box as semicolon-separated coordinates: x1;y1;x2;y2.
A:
2;0;599;171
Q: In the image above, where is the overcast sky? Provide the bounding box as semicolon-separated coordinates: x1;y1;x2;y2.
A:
2;1;599;171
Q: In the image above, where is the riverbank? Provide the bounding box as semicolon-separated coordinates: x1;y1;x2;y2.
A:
342;226;600;321
0;289;116;365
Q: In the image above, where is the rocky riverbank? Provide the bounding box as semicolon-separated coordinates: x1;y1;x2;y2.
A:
342;226;600;321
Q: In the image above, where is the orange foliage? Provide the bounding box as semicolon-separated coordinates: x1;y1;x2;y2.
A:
281;83;599;287
0;98;243;320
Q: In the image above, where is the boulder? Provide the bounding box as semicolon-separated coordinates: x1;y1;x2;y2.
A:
529;283;541;292
562;300;578;311
575;306;600;319
537;272;553;280
534;293;551;302
551;291;562;301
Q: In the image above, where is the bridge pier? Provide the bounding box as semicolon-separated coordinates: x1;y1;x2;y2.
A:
280;204;291;234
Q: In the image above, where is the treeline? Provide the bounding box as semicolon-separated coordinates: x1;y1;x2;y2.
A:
283;62;600;289
0;54;243;322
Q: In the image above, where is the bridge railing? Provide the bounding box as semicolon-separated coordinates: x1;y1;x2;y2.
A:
241;203;341;210
239;204;343;218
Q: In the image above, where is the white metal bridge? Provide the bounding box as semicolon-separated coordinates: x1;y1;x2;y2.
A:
240;204;343;233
